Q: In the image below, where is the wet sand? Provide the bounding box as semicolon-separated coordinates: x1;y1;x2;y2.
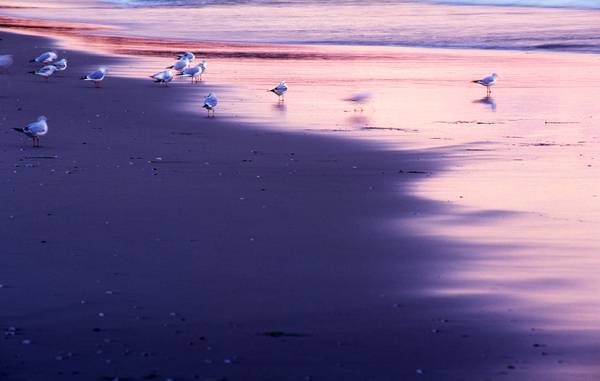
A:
2;25;600;381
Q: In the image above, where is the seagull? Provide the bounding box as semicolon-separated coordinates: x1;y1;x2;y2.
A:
177;60;207;83
82;67;107;88
150;69;174;85
0;54;13;72
472;73;498;95
29;65;57;80
177;52;195;61
343;92;372;111
13;116;48;147
51;58;67;72
167;58;189;73
269;81;288;102
30;51;57;64
203;93;218;117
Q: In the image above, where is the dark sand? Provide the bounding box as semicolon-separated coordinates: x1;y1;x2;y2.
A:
1;31;596;380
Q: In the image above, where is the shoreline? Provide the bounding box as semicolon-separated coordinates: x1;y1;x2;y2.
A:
3;28;595;381
3;0;600;56
3;7;600;380
2;14;600;60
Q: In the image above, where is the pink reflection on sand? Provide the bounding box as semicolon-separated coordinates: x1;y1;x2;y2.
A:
3;10;600;351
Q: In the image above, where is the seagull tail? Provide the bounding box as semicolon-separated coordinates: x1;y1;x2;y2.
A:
471;80;480;84
166;65;174;69
13;128;25;134
29;59;35;63
80;76;87;80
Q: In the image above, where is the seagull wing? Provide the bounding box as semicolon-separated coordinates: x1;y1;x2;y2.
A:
24;121;46;136
480;75;495;85
87;70;104;80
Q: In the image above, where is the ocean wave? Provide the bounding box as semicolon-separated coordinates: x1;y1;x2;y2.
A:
105;0;600;9
90;0;600;54
414;0;600;10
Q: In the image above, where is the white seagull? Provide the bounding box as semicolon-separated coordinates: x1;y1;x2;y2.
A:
52;58;67;72
150;69;174;85
203;93;218;117
29;65;57;80
30;51;57;64
13;116;48;148
343;92;372;111
472;73;498;95
0;54;13;72
269;81;288;102
177;52;195;61
82;67;107;88
167;58;189;73
178;60;207;83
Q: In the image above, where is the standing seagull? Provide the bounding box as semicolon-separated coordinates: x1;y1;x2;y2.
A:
203;93;218;117
472;73;498;95
82;67;107;88
178;60;207;83
52;58;68;72
13;116;48;148
269;81;288;102
150;69;174;85
167;58;189;73
177;52;195;61
29;65;57;81
30;51;57;64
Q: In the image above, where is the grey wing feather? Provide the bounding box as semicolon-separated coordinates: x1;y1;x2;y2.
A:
88;70;104;80
26;121;45;135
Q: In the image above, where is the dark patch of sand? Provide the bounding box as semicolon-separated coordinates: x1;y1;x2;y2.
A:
1;31;596;381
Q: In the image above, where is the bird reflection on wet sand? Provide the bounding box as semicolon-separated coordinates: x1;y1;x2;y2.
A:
272;101;287;113
346;114;371;128
473;95;497;112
